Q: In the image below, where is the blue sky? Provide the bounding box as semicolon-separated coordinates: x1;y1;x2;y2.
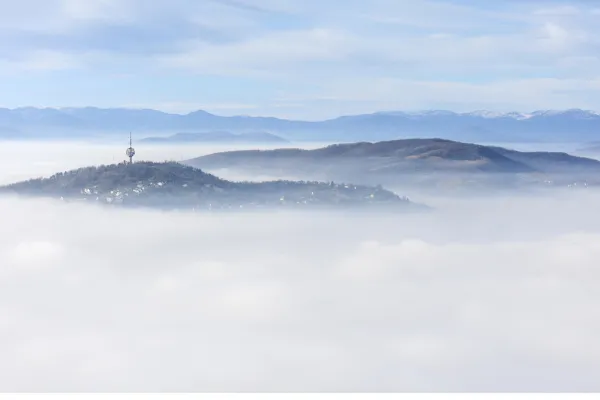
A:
1;0;599;120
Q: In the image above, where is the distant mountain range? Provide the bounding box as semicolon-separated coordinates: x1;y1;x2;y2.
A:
577;141;600;154
185;138;600;192
140;131;289;144
0;162;419;211
2;107;600;142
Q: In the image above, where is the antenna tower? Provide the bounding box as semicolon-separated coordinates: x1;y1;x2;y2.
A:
125;132;136;164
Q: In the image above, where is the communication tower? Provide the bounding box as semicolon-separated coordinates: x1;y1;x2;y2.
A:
126;132;136;164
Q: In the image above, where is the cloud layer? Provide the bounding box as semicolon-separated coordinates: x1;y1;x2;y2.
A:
2;194;600;391
1;0;600;118
2;142;600;391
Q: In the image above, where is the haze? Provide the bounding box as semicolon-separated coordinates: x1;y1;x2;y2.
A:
0;141;323;186
1;141;600;392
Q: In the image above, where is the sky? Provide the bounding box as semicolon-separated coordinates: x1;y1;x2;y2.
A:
1;0;600;119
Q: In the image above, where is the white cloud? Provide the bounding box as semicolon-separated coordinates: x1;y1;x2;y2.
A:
9;240;65;268
533;5;582;16
0;0;140;34
0;1;67;32
2;192;600;391
60;0;132;22
0;50;82;73
2;142;600;391
147;0;600;116
161;28;355;76
538;22;583;51
289;77;600;117
1;0;600;115
362;0;517;30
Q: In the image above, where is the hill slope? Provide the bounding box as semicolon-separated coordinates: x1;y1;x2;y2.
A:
0;162;417;211
184;139;600;190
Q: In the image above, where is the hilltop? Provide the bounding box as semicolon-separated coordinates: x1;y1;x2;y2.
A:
187;138;600;173
0;162;419;211
185;139;600;191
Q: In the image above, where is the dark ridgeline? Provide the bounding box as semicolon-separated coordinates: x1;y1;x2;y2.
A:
0;162;419;212
185;138;600;191
188;138;600;173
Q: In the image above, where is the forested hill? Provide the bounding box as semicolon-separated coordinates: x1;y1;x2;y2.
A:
1;162;418;211
187;138;600;175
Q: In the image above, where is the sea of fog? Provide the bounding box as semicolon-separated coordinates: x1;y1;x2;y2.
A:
0;141;329;186
1;140;600;391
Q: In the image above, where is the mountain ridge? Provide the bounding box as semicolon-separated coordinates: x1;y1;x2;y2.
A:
188;138;600;172
184;138;600;191
2;107;600;142
4;106;597;120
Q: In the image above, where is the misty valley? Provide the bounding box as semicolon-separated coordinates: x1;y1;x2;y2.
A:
3;117;600;392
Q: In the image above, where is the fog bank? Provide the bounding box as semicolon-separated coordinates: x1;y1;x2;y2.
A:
2;194;600;391
1;141;600;391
